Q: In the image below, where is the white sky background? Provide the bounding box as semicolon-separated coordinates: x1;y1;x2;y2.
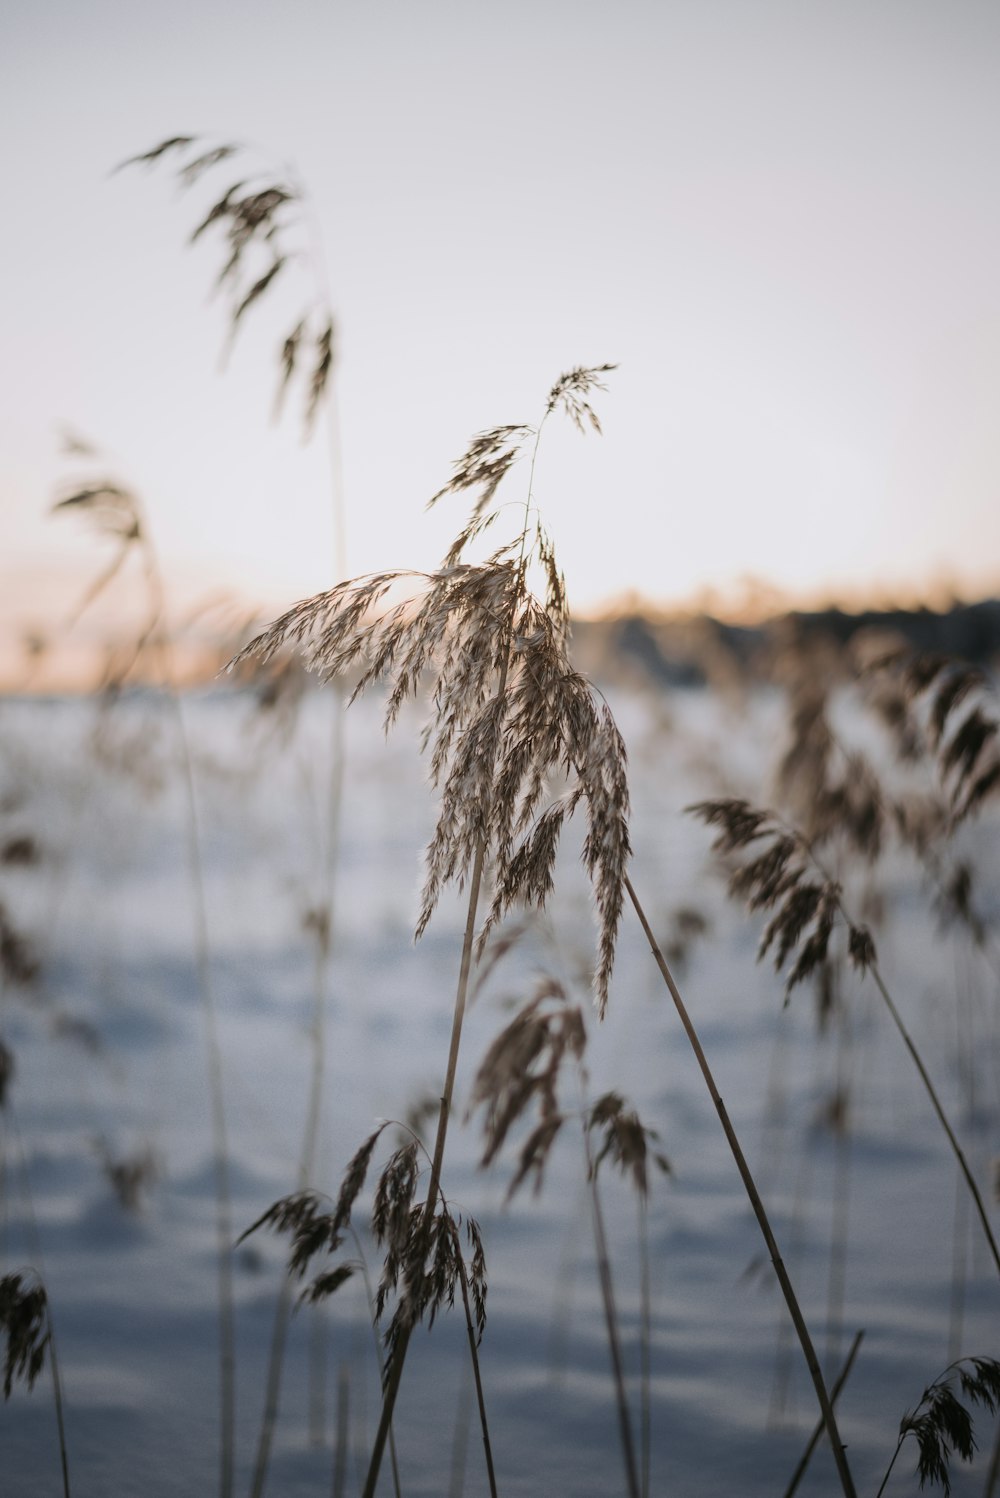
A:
3;0;1000;638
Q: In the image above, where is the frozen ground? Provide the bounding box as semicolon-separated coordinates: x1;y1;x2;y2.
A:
0;682;998;1496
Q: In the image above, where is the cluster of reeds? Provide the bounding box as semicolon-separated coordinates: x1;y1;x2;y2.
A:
4;131;1000;1498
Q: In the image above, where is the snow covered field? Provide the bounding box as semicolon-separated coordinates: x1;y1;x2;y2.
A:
1;682;998;1496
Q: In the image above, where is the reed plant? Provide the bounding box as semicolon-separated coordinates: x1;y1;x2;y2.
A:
51;465;237;1496
6;127;999;1496
232;366;869;1496
122;133;351;1493
687;632;1000;1281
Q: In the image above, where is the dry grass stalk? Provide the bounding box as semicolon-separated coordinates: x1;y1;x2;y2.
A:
51;465;237;1497
623;871;858;1498
234;366;626;1495
690;795;1000;1278
122;130;350;1495
783;1329;864;1498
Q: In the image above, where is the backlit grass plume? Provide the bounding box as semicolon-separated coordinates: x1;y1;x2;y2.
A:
232;364;628;1013
233;365;625;1497
690;794;1000;1278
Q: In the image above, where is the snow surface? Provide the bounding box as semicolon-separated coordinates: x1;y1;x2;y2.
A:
0;684;997;1496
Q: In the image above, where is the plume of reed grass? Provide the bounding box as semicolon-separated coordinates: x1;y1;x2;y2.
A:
232;363;630;1495
240;1123;494;1497
469;980;641;1498
689;795;1000;1279
875;1356;1000;1498
231;365;865;1494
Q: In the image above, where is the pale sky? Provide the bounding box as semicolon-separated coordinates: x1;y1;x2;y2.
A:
3;0;1000;654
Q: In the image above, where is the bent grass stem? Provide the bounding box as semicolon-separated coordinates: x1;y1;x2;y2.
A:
865;955;1000;1279
623;871;858;1498
581;1106;640;1498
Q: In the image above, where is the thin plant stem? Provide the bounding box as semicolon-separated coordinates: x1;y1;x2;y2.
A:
361;407;552;1498
251;1274;296;1495
251;723;345;1496
581;1105;641;1498
331;1361;349;1498
68;510;237;1498
5;1112;71;1498
309;1302;329;1446
171;689;235;1498
46;1319;72;1498
447;1368;474;1498
783;1330;864;1498
984;1416;1000;1498
638;1196;652;1498
455;1233;499;1498
137;542;235;1498
865;957;1000;1278
624;871;858;1498
346;1226;403;1498
875;1418;909;1498
826;1009;853;1373
250;193;349;1490
361;830;490;1498
788;723;1000;1279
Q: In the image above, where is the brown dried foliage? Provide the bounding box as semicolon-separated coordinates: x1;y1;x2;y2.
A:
587;1091;670;1200
377;1204;488;1380
237;1126;487;1364
232;369;630;1012
121;136;335;436
0;1273;50;1399
862;648;1000;823
689;799;875;998
470;978;587;1197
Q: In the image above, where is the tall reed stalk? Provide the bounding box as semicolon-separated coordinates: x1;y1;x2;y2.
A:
623;873;858;1498
580;1104;641;1498
53;476;236;1497
121;135;352;1489
359;388;571;1498
234;366;634;1494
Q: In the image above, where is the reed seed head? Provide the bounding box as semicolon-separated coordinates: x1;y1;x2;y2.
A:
232;370;631;1012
